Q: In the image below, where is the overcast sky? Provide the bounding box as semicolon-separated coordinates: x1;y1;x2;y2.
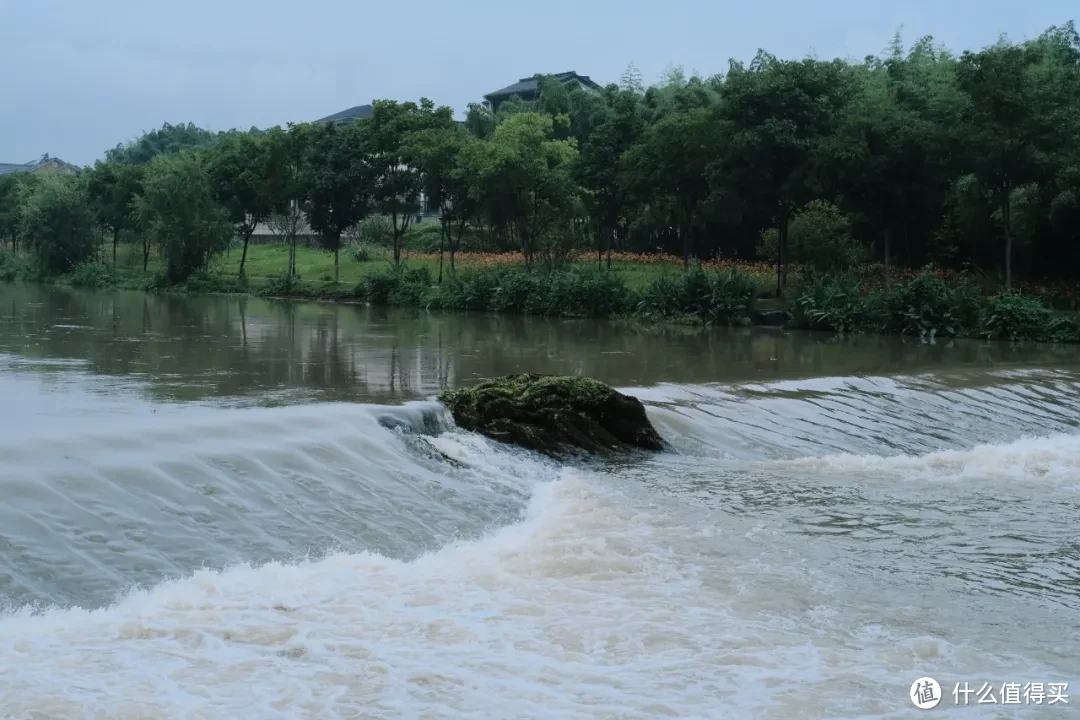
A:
0;0;1074;166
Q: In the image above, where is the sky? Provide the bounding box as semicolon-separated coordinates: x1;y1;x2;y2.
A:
0;0;1074;166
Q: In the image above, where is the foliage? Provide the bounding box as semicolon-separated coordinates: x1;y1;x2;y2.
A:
637;265;759;325
790;271;883;334
786;200;864;270
85;161;144;265
982;291;1078;342
19;175;98;274
132;151;233;283
403;223;442;252
66;261;115;288
349;216;394;246
0;252;30;282
299;121;370;282
883;269;983;339
106;122;222;164
208;131;286;275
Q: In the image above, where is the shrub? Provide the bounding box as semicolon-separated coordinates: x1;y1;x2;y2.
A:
403;223;443;253
0;252;30;282
349;217;394;247
788;200;865;271
883;269;982;340
637;264;756;324
67;261;115;288
347;242;378;262
258;271;300;297
981;291;1078;342
184;271;248;294
790;271;882;334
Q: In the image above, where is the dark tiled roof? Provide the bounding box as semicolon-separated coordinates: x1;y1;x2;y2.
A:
315;105;374;124
484;71;600;100
0;156;79;175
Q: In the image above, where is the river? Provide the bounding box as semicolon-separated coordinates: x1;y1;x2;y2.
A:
0;283;1077;719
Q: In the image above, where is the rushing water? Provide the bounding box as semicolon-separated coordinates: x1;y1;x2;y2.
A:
1;282;1078;719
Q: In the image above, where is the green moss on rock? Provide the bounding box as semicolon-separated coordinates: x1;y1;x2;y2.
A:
438;373;664;458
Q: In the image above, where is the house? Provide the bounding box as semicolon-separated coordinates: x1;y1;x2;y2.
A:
314;105;373;125
0;153;80;176
482;71;601;114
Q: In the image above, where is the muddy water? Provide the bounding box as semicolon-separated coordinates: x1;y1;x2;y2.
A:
1;283;1077;718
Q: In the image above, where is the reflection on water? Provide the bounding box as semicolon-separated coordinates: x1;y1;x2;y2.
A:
2;283;1079;409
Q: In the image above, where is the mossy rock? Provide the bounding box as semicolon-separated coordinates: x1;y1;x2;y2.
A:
438;373;664;458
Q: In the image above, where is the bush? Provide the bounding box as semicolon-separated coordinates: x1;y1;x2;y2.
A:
67;261;115;288
883;269;982;340
183;271;248;294
982;291;1078;342
355;266;431;305
349;217;393;247
19;175;97;275
637;264;756;325
788;200;864;270
790;271;883;334
403;223;443;253
347;242;378;262
258;271;300;298
0;252;30;282
758;201;864;271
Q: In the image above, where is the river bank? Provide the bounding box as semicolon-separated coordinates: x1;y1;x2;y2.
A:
3;245;1079;344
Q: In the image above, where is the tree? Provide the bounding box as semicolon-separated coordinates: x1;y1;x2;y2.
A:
956;37;1068;287
577;89;645;267
621;107;719;268
0;174;25;252
209;131;286;276
300;121;370;282
408;125;476;280
132;150;233;282
19;175;97;274
367;99;455;267
85;161;144;267
720;54;855;292
461;112;579;267
107;122;221;164
265;123;311;278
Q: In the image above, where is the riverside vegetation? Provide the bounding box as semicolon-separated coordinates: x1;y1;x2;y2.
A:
2;22;1080;342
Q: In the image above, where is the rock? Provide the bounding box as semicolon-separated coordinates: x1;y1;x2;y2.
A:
753;309;791;327
438;374;665;458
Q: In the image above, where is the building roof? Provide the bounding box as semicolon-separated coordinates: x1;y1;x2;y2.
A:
0;155;79;175
314;104;374;124
484;71;601;101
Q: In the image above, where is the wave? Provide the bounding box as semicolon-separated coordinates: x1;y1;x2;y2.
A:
779;432;1080;484
0;474;750;720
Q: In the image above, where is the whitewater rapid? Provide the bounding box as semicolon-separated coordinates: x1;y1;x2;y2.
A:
2;370;1079;718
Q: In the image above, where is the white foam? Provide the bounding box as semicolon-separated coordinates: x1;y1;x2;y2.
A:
782;432;1080;484
0;475;736;719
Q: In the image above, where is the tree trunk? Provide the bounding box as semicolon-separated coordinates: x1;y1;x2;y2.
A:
334;245;340;283
776;222;786;298
884;227;891;291
112;228;120;268
238;229;252;277
607;227;614;270
681;224;690;270
438;221;446;284
143;237;150;272
1003;196;1013;290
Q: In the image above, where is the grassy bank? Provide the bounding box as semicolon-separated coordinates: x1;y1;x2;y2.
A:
3;244;1079;343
